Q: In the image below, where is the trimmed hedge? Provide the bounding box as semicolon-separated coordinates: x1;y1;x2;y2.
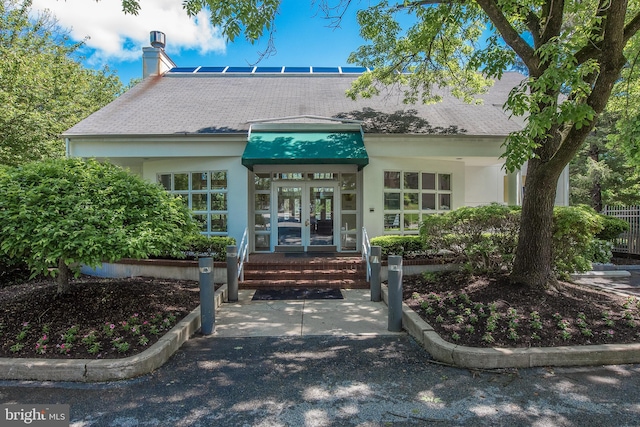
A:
369;235;425;259
420;203;521;273
595;214;629;241
391;203;622;276
181;234;236;262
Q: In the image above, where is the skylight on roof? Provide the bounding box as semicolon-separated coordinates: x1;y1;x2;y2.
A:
225;66;255;73
283;67;311;73
169;67;198;73
167;66;372;75
312;67;340;73
197;66;227;73
255;66;284;73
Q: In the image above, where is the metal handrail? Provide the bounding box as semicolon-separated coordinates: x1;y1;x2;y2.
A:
362;227;371;282
237;227;249;281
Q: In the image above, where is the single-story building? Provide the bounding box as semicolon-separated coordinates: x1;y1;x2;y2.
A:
63;32;569;254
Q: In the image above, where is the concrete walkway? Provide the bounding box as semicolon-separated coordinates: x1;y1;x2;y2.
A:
213;289;401;338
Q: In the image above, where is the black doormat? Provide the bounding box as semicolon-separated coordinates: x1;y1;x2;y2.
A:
252;288;344;301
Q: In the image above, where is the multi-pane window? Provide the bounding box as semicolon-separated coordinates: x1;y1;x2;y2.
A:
158;171;228;235
383;170;452;234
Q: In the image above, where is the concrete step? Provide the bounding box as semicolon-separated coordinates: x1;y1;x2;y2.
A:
242;269;362;280
239;278;370;289
239;256;368;289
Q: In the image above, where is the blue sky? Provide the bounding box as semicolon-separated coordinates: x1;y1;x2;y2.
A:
31;0;370;85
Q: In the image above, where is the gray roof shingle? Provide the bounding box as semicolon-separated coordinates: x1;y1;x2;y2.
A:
63;71;526;137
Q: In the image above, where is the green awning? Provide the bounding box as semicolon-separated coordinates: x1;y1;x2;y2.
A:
242;131;369;170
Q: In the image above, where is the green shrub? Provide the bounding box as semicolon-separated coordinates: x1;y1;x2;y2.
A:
420;204;521;273
417;203;613;277
369;235;424;259
552;205;605;276
595;214;629;241
182;234;236;262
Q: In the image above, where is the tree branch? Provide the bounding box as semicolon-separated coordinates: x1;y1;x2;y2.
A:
548;0;628;173
624;11;640;44
475;0;539;74
540;0;565;46
575;4;639;66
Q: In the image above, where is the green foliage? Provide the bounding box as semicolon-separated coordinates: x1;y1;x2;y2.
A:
420;204;521;274
181;234;236;262
0;158;198;289
552;206;601;275
0;0;124;166
596;215;629;241
420;204;616;276
369;235;424;259
569;111;640;209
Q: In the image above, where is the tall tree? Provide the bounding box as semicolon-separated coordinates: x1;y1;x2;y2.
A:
108;0;640;288
0;0;123;166
570;111;640;210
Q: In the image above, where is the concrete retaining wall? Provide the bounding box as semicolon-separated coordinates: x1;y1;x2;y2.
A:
81;259;227;284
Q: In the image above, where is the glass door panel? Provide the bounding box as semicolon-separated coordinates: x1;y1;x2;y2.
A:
309;186;334;246
277;186;302;247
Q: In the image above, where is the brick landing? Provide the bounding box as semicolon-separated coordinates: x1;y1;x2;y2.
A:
239;253;368;289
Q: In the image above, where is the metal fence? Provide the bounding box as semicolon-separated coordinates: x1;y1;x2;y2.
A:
602;205;640;255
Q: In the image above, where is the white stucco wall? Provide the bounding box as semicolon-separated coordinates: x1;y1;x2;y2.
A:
464;164;505;206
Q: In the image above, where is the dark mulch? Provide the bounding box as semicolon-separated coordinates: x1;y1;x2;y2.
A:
403;271;640;348
0;276;201;359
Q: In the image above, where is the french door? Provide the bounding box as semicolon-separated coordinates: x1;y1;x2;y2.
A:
275;183;338;251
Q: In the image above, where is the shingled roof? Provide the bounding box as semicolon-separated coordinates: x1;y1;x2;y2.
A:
63;70;526;137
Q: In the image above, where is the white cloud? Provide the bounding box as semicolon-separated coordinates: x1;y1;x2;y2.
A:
30;0;226;62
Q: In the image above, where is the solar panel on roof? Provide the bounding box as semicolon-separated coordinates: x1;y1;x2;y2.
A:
312;67;340;73
255;66;283;73
225;66;254;73
341;67;368;73
283;67;311;73
197;66;227;73
169;67;198;73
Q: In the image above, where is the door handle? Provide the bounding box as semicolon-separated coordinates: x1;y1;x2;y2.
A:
305;220;310;226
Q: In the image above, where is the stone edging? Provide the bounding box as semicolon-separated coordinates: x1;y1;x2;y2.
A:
0;285;227;382
382;286;640;368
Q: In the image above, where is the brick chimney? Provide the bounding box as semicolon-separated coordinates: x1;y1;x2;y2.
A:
142;31;176;78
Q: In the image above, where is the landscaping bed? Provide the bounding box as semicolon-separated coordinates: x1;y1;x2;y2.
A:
403;271;640;348
0;276;202;359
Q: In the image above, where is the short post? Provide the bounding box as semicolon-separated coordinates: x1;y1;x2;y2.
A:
199;257;215;335
370;246;382;302
387;255;403;332
226;245;238;302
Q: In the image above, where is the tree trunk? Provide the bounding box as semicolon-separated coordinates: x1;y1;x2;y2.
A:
510;159;562;288
57;258;71;295
589;142;603;213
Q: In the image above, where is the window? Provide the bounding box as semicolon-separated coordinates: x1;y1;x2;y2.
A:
158;171;228;235
383;170;452;234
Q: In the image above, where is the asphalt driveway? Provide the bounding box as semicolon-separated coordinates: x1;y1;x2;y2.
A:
2;334;640;426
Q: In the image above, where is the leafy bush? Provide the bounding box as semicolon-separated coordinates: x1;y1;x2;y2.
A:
181;234;236;262
420;204;521;273
595;214;629;241
418;204;614;276
369;235;425;259
0;159;198;293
